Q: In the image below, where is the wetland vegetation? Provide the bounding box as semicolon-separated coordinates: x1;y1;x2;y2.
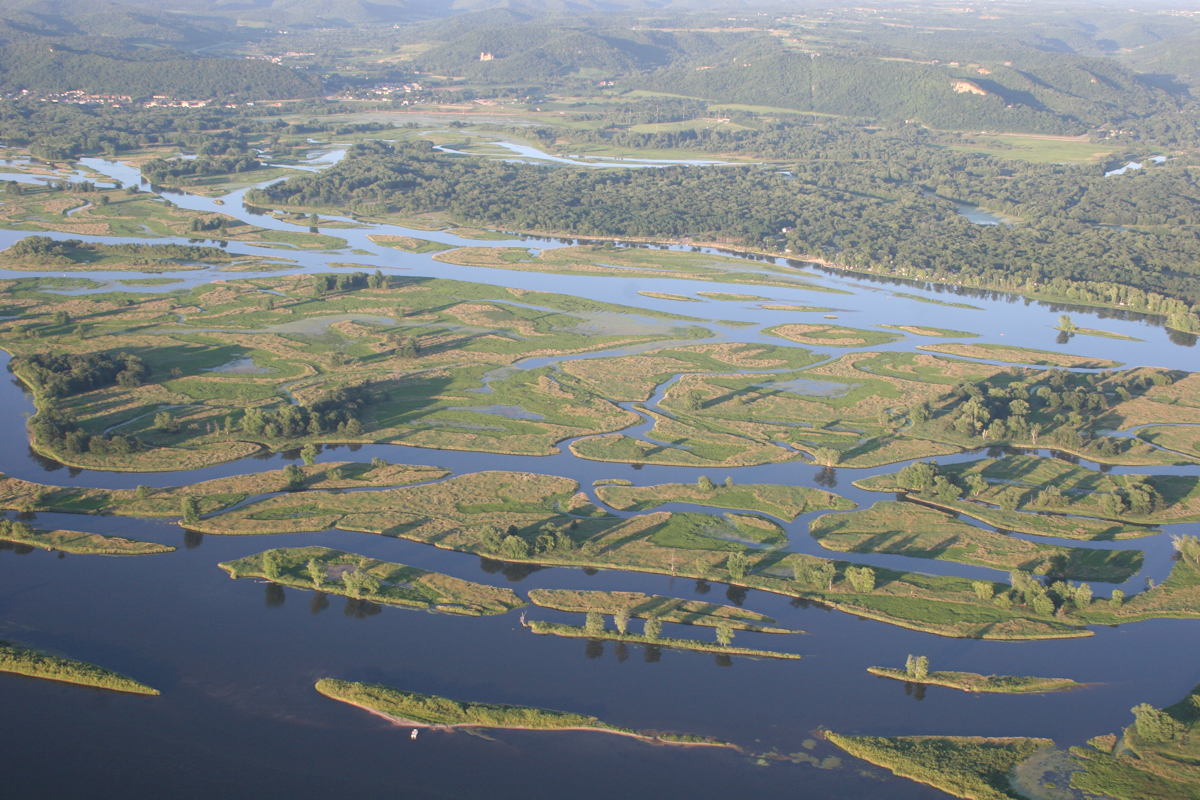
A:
219;546;525;616
825;734;1052;800
315;679;730;745
0;640;158;695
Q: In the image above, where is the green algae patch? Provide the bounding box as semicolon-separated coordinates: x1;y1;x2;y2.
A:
528;589;800;633
219;546;524;616
809;501;1143;583
316;678;732;746
596;481;853;521
826;734;1052;800
0;640;159;695
868;667;1082;694
527;621;802;660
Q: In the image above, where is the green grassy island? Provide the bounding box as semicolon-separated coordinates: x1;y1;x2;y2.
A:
868;667;1082;694
0;519;174;555
826;734;1052;800
219;546;524;616
595;480;853;521
315;679;730;745
877;325;979;338
0;640;159;695
527;620;803;660
528;589;800;633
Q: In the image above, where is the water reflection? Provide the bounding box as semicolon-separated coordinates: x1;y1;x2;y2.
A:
725;586;747;607
615;642;629;663
265;584;285;608
643;644;662;663
814;467;837;488
478;557;547;582
694;579;711;595
904;682;927;701
583;568;599;576
344;598;382;618
585;639;604;659
310;592;330;615
183;530;204;549
715;654;732;668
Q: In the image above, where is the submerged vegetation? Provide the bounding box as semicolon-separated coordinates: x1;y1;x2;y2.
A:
0;640;158;695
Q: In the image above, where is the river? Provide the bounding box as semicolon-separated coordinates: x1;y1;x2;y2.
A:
0;155;1198;800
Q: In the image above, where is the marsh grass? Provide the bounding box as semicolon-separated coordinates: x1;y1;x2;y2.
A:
528;620;802;659
528;589;799;633
596;481;854;521
809;501;1143;583
219;546;524;616
826;733;1051;800
868;667;1082;694
0;640;159;694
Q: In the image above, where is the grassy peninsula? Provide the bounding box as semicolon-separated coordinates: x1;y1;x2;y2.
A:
868;667;1082;694
315;678;729;746
0;640;159;695
1070;680;1200;800
219;546;524;616
826;734;1052;800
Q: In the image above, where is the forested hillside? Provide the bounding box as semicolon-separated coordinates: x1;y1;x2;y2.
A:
248;141;1200;325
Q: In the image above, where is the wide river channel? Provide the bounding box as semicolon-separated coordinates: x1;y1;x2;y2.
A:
0;153;1197;800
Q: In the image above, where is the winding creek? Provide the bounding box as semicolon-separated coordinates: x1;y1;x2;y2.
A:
2;154;1199;800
